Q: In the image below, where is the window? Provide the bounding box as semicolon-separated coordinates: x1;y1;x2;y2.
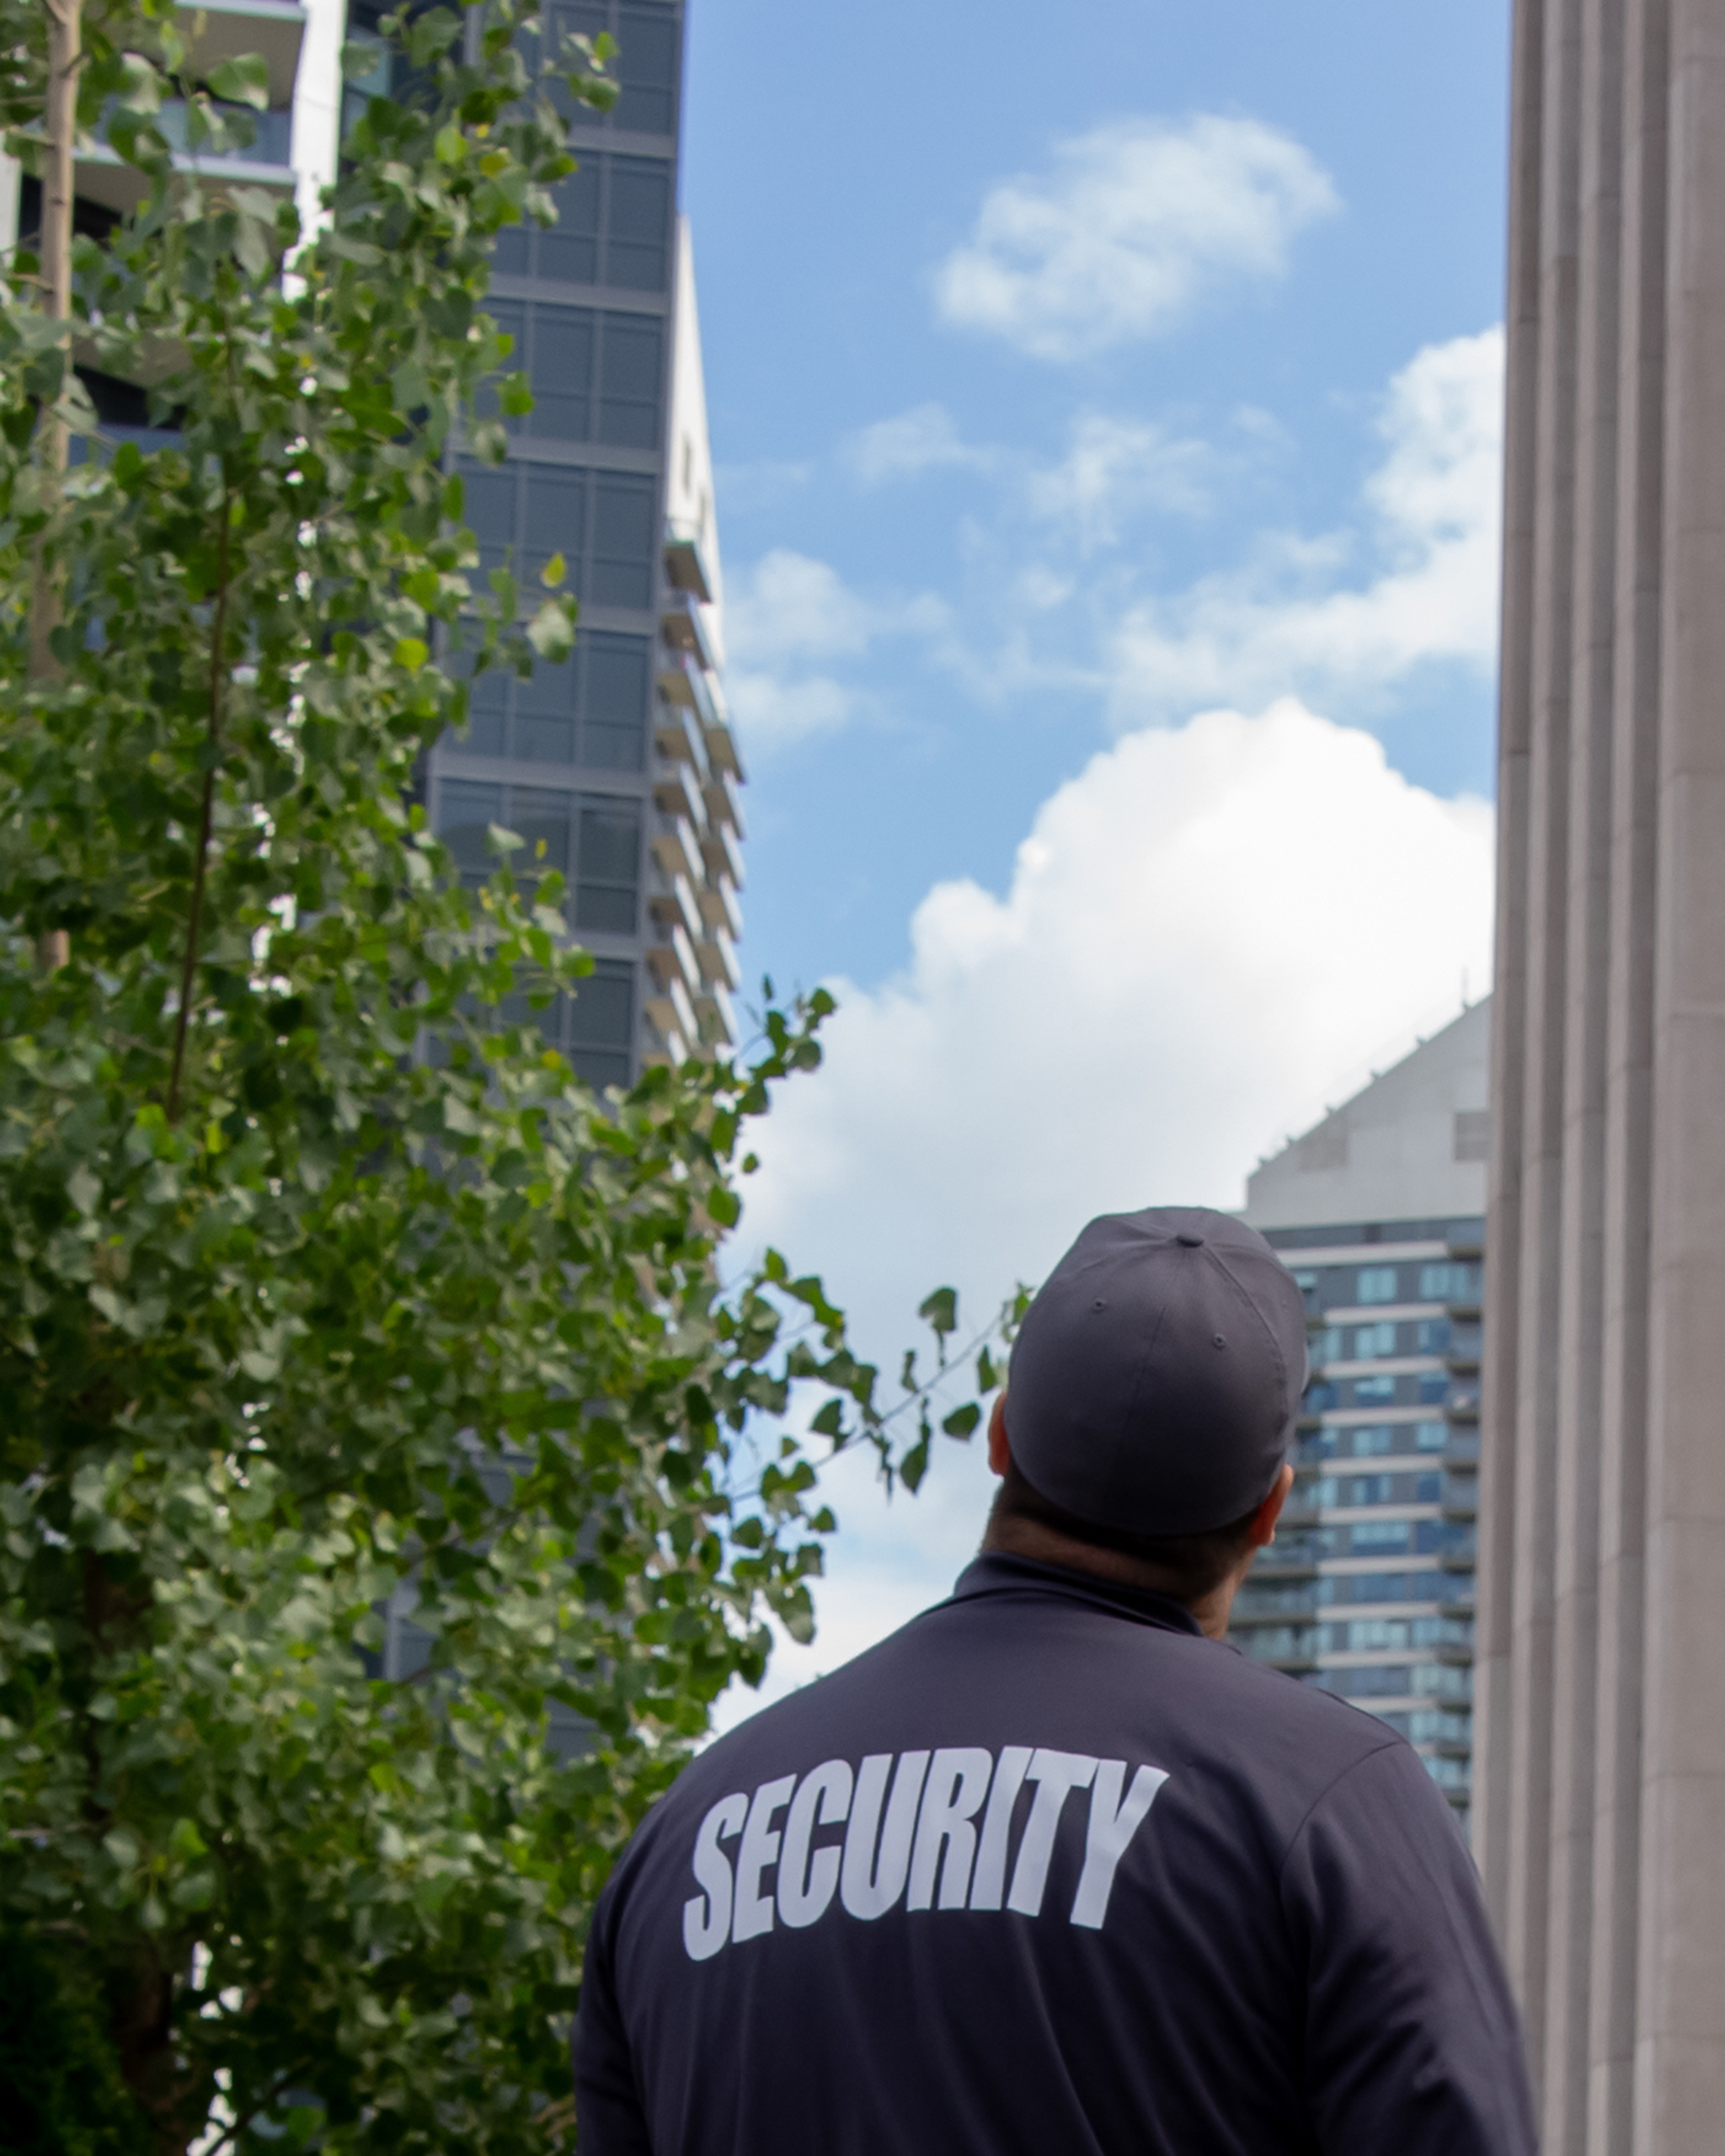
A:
1311;1666;1412;1699
1351;1518;1413;1553
478;305;664;451
1352;1374;1397;1406
574;798;641;931
1356;1264;1399;1305
1413;1421;1448;1452
1416;1317;1451;1354
1314;1470;1444;1511
493;141;674;288
1413;1662;1474;1701
438;780;505;887
456;456;656;614
460;631;650;772
1353;1321;1397;1359
566;956;636;1091
590;475;657;600
605;156;674;287
434;782;642;937
595;318;664;447
1419;1260;1482;1302
1418;1372;1450;1405
548;3;680;136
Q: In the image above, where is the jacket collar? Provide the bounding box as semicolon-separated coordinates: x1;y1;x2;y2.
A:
946;1551;1206;1639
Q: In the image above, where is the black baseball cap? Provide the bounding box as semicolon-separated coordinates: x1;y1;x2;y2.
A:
1004;1205;1309;1536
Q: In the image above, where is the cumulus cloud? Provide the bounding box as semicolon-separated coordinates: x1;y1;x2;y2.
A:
845;403;996;485
723;549;948;757
1107;328;1505;723
716;700;1493;1726
934;115;1339;363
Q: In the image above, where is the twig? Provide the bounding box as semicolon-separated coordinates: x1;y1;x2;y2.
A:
168;494;235;1122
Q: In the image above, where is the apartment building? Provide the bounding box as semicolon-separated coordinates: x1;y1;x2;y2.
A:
1231;999;1491;1829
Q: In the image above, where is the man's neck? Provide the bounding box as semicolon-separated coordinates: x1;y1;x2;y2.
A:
979;1520;1244;1640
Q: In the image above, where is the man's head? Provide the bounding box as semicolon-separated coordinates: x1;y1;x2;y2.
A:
980;1204;1307;1634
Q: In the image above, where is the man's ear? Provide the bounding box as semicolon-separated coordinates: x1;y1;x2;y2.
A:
1248;1461;1296;1549
987;1392;1011;1478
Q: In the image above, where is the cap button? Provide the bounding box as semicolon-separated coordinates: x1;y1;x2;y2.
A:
1176;1231;1204;1247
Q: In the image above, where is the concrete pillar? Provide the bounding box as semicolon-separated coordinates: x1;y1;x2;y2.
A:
1479;4;1725;2150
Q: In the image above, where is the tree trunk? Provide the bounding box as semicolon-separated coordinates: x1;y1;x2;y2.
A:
31;0;80;975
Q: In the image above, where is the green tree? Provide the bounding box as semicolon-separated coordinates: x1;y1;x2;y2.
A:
0;4;1004;2149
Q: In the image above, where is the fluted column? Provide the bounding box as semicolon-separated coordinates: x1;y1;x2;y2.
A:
1480;4;1725;2151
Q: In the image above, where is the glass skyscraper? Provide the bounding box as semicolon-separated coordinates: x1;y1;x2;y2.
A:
4;0;740;1097
1231;1000;1491;1832
420;0;743;1090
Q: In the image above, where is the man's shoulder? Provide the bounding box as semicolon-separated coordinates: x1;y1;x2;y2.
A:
653;1592;1407;1845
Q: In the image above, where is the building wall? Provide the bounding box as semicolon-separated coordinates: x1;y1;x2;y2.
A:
1479;7;1725;2150
1231;1002;1491;1831
398;0;744;1085
6;1;740;1091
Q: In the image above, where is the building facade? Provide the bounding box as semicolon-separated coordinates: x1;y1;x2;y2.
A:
7;0;740;1093
421;0;742;1088
1480;6;1725;2147
1229;1000;1492;1833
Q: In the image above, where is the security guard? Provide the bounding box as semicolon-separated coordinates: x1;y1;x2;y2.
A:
574;1205;1536;2154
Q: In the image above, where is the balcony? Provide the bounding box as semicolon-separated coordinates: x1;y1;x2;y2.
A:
647;921;700;1001
652;762;706;830
1445;1322;1483;1372
1237;1626;1318;1673
658;648;718;729
1232;1582;1319;1624
698;878;743;943
654;702;707;771
663;528;715;604
647;872;702;946
660;587;718;672
80;84;297;216
1443;1478;1479;1523
180;0;307;106
703;715;745;782
696;925;741;992
702;820;745;893
650;815;702;889
694;977;735;1046
643;969;697;1054
702;766;746;841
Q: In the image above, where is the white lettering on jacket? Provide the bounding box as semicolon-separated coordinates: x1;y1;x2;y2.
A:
682;1792;747;1961
679;1743;1169;1961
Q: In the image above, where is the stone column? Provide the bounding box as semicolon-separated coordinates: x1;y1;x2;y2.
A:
1477;3;1725;2151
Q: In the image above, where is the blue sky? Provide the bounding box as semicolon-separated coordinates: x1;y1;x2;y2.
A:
684;0;1510;993
674;0;1513;1716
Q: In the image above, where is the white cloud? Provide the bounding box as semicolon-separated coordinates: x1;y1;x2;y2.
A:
724;550;948;758
845;403;996;485
717;699;1493;1729
934;115;1339;363
1026;411;1212;547
1107;328;1504;723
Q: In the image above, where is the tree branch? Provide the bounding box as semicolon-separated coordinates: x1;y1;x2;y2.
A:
168;492;235;1123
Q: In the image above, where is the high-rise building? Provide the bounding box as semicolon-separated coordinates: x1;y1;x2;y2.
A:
1228;999;1491;1831
420;0;742;1088
6;0;740;1094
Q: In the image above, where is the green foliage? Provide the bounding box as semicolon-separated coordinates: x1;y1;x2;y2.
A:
0;3;1010;2151
0;1923;152;2155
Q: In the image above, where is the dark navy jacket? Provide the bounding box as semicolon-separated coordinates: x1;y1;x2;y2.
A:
574;1554;1536;2155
